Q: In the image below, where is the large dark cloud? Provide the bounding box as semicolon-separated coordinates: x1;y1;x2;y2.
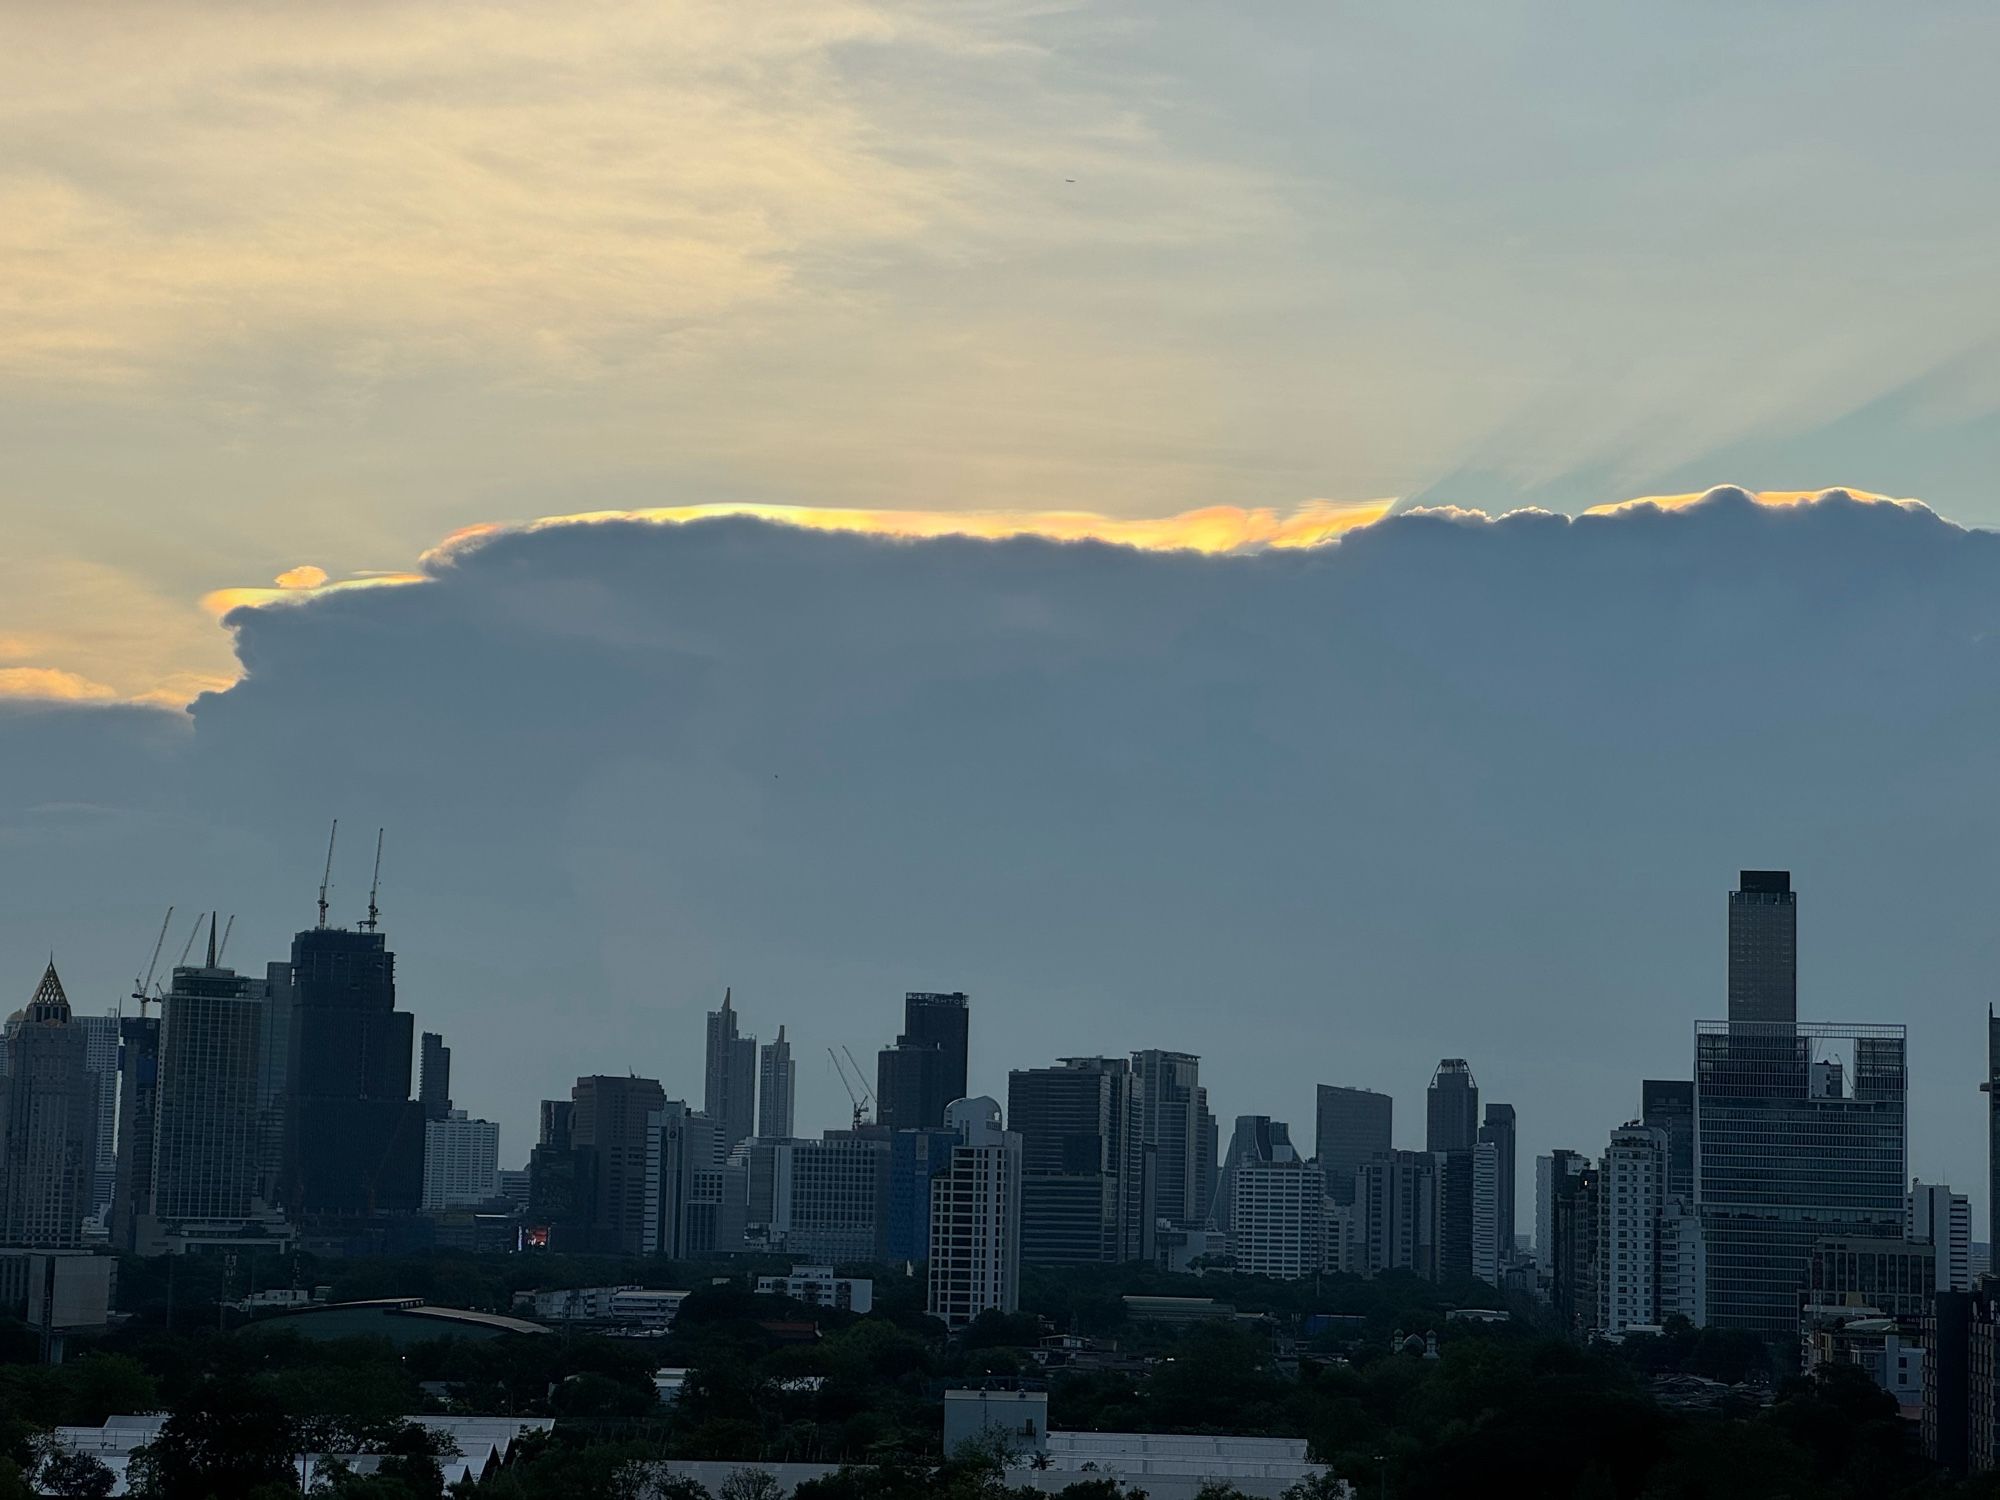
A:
4;487;1997;1214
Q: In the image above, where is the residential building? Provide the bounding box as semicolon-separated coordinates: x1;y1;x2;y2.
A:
1212;1115;1297;1239
758;1026;795;1141
1230;1155;1326;1281
1695;1021;1908;1338
1426;1059;1478;1153
1598;1124;1667;1335
1728;869;1796;1025
703;990;756;1162
0;965;98;1248
1550;1161;1600;1336
1471;1140;1501;1286
422;1110;500;1210
1908;1181;1972;1293
1431;1147;1475;1283
1314;1085;1392;1209
927;1096;1022;1327
641;1101;714;1258
1924;1286;1998;1475
1009;1057;1149;1264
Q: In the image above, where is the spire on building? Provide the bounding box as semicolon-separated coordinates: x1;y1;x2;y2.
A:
26;960;71;1023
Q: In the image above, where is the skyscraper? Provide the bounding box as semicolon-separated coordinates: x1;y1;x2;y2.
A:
152;940;268;1227
74;1013;118;1225
282;924;425;1219
0;964;98;1248
1598;1124;1667;1335
1695;1020;1907;1337
758;1026;795;1140
1426;1059;1478;1153
111;1011;160;1251
1133;1049;1205;1228
419;1031;453;1122
703;990;757;1161
927;1096;1023;1328
1477;1101;1517;1262
877;992;970;1132
570;1073;667;1255
1315;1084;1392;1208
1008;1056;1149;1265
1986;1008;2000;1262
422;1110;500;1209
1231;1153;1326;1280
1471;1140;1501;1285
1358;1148;1437;1276
1728;870;1796;1025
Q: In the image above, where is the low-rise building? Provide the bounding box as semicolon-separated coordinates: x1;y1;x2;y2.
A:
516;1285;687;1329
754;1266;873;1314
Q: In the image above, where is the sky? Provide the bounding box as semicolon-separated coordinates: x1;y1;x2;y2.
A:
7;5;2000;1215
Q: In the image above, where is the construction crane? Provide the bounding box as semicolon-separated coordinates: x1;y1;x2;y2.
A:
316;819;339;929
215;914;235;965
175;912;203;968
828;1046;876;1130
129;905;173;1018
360;828;383;931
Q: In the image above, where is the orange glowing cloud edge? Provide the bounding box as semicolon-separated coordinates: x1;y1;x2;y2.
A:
0;487;1928;709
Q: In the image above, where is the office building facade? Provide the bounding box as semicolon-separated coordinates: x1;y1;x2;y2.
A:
787;1132;891;1263
151;949;267;1225
1231;1155;1326;1280
1314;1086;1392;1208
419;1031;452;1121
703;990;757;1163
571;1074;668;1255
1133;1049;1209;1230
1009;1056;1149;1265
1695;1020;1908;1338
0;965;98;1248
1358;1149;1436;1277
281;925;425;1219
758;1026;795;1141
1640;1079;1695;1204
878;991;971;1132
1728;870;1796;1025
1426;1059;1478;1153
1477;1102;1517;1264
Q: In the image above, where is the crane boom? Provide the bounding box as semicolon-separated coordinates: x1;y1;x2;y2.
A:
176;913;202;968
828;1046;872;1130
131;904;173;1018
317;819;339;929
216;914;235;964
362;828;383;931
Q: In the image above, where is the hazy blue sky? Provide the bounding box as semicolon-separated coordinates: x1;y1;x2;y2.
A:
7;6;2000;1214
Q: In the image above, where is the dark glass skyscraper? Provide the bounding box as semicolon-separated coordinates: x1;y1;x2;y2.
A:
878;991;970;1131
1133;1049;1206;1226
1728;870;1796;1025
1008;1056;1148;1264
1315;1084;1392;1207
703;990;756;1161
1641;1079;1695;1203
419;1031;452;1121
1986;1008;2000;1261
281;926;424;1219
1695;1020;1907;1337
1477;1101;1517;1258
1426;1059;1478;1153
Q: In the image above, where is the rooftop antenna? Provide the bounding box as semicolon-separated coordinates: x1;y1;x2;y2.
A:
361;829;384;931
204;912;219;969
317;819;339;930
130;905;173;1019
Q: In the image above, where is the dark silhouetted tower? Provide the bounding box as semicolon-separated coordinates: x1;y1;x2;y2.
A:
1426;1059;1478;1153
703;989;756;1161
419;1031;452;1121
1315;1084;1392;1207
878;991;970;1131
1728;870;1797;1025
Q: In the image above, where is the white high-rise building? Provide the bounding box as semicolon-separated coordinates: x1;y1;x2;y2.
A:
1471;1141;1501;1285
1231;1155;1326;1280
422;1110;500;1209
758;1026;796;1141
1659;1201;1705;1325
1598;1123;1667;1335
927;1096;1022;1328
1907;1180;1972;1292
